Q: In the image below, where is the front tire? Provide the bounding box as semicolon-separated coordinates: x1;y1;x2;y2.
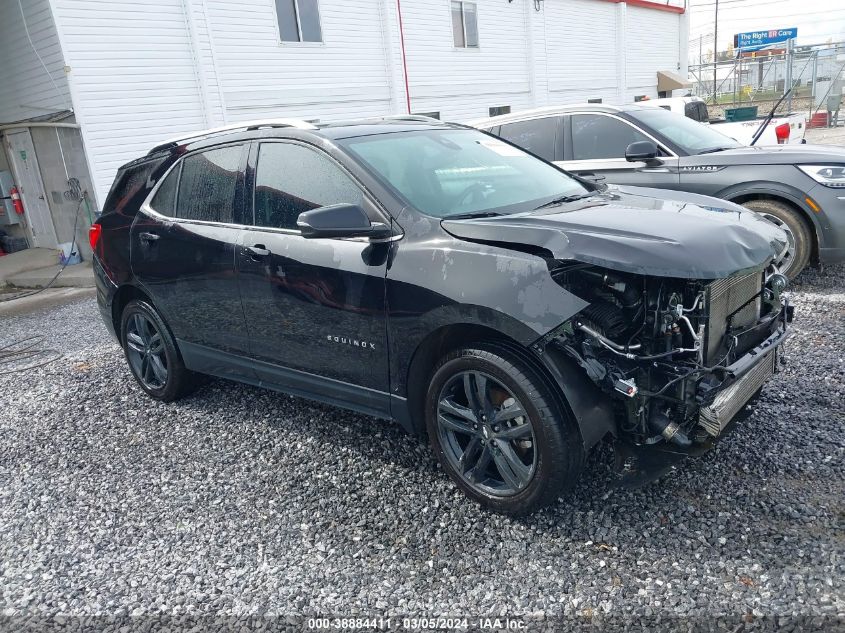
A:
425;344;583;515
743;199;811;279
120;299;198;402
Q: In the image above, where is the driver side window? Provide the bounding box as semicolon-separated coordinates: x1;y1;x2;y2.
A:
570;114;650;161
254;143;365;230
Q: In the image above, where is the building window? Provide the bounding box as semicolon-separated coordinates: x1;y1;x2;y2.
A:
588;98;603;104
413;112;441;120
276;0;323;43
489;105;511;117
451;1;478;48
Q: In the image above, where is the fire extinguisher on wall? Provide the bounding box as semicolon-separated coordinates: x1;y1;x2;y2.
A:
10;186;24;215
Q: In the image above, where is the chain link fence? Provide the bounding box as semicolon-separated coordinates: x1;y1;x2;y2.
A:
688;43;845;124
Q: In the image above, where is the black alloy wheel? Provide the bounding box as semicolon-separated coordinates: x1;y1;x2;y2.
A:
120;299;199;402
436;370;537;496
425;345;583;515
125;312;168;390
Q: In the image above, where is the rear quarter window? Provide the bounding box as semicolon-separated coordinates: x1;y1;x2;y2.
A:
102;156;167;215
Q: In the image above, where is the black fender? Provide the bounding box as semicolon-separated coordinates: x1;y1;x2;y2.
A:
536;343;617;451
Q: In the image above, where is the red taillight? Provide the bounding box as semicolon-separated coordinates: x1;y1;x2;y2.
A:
88;224;102;251
775;123;790;144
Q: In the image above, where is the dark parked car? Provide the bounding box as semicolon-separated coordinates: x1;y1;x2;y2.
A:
470;104;845;278
91;117;791;514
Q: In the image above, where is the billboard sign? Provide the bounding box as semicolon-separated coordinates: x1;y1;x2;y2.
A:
734;28;797;52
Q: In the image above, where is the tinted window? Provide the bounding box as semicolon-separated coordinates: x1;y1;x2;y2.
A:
570;114;651;160
340;129;587;218
150;164;180;216
627;108;742;154
685;101;709;123
102;157;164;214
498;117;557;161
176;146;242;223
254;143;364;230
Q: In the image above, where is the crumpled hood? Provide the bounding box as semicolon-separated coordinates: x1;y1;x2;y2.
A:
441;189;788;279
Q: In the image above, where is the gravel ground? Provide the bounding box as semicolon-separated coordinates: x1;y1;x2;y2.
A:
0;266;843;631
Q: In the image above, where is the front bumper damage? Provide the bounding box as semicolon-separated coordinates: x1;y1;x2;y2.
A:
613;300;792;488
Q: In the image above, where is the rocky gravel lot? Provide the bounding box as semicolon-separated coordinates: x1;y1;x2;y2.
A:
0;266;843;631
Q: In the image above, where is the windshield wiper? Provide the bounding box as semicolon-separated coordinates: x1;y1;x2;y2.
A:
533;192;595;210
697;147;733;155
444;210;504;220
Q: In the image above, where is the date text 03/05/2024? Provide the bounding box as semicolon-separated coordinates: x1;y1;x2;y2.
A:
306;616;526;630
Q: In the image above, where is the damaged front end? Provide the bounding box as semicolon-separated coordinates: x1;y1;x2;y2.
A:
539;261;792;486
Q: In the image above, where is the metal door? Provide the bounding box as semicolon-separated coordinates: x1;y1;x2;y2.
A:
4;130;58;248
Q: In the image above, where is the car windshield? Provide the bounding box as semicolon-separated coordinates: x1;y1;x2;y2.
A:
628;107;743;154
338;129;588;218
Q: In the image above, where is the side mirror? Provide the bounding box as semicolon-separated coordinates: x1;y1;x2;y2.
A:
625;141;662;165
297;203;392;240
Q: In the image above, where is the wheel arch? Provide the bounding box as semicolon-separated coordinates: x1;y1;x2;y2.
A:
111;284;154;344
404;323;512;436
720;185;821;263
402;322;616;452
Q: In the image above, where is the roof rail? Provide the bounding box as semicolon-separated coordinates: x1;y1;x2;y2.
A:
149;118;319;154
380;114;442;123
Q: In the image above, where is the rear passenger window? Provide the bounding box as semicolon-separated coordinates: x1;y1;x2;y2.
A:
176;145;242;223
103;157;164;215
254;143;364;231
150;164;180;216
497;117;557;162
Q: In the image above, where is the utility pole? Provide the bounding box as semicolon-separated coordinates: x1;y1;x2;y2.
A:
785;37;794;112
713;0;719;102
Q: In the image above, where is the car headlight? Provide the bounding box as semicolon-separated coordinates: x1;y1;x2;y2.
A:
798;165;845;188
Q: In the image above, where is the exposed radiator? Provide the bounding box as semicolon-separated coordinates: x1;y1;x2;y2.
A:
698;351;776;436
705;272;762;364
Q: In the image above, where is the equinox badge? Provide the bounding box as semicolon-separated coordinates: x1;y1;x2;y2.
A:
327;335;376;350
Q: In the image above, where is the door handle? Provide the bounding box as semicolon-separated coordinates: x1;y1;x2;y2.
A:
139;231;160;243
246;244;270;260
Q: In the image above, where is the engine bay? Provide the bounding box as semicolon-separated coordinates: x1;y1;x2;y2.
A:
546;261;791;450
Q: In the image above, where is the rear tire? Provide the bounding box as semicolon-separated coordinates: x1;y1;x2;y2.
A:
120;299;199;402
743;198;811;279
425;343;583;515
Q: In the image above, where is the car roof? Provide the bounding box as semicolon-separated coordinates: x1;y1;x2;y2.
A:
147;115;460;156
466;103;652;128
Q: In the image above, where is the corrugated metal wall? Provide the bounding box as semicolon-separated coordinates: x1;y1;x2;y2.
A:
44;0;687;204
203;0;393;121
399;0;534;121
49;0;209;205
0;0;71;124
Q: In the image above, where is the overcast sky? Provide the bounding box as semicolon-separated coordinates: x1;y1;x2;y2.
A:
688;0;845;59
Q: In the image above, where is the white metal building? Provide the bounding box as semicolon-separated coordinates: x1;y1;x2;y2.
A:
0;0;688;253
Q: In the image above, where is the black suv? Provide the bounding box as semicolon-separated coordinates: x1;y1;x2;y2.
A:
92;117;792;514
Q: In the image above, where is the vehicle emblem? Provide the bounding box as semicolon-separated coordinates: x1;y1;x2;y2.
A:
680;165;721;172
326;334;376;350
